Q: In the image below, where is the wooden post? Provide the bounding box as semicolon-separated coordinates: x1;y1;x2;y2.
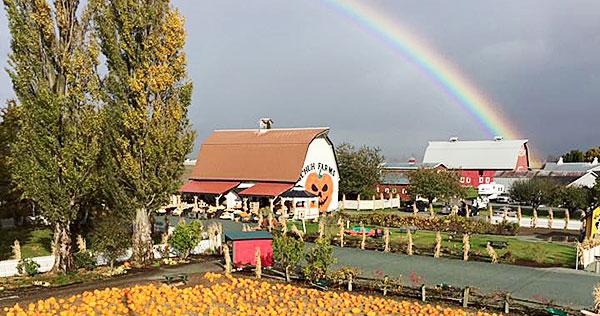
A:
357;194;361;210
412;201;418;215
346;219;350;229
463;234;470;261
360;223;366;250
532;208;538;229
466;204;471;218
372;195;376;210
517;205;522;226
342;193;346;210
420;284;426;302
318;217;325;240
434;231;441;258
488;203;493;222
255;247;262;279
462;287;470;307
564;209;570;231
215;194;222;208
548;208;554;229
302;219;307;234
407;229;413;256
384;227;390;252
339;222;344;247
347;273;353;291
223;244;231;274
383;275;389;296
504;293;510;313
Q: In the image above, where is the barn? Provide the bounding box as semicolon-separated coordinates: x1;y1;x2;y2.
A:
179;119;339;219
376;159;446;201
422;137;529;188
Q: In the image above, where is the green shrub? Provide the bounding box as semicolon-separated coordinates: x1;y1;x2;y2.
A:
74;251;96;270
303;238;336;282
273;234;304;282
91;216;131;268
17;258;40;276
328;266;361;286
169;221;203;259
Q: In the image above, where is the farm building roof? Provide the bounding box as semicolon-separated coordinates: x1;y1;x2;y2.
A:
380;172;410;185
383;162;445;170
225;231;273;241
190;128;329;183
542;162;600;173
422;139;528;170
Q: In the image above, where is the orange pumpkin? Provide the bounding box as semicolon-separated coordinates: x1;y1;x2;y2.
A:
305;172;334;212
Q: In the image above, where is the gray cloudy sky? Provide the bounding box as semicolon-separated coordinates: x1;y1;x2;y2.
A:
1;1;599;161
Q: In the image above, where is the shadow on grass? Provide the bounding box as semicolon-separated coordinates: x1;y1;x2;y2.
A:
0;227;53;260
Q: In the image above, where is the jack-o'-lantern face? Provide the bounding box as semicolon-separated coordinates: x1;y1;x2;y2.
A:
306;172;333;211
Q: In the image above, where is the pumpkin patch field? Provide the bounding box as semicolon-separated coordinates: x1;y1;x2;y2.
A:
4;272;500;316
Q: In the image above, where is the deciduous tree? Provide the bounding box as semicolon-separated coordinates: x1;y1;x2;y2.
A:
509;178;558;214
336;143;384;197
93;0;195;265
4;0;102;272
407;168;464;210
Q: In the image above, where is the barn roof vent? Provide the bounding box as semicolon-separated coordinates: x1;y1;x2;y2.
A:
259;118;273;131
494;135;504;141
449;137;459;142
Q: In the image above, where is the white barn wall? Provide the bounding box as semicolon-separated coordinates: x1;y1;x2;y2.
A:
297;135;339;212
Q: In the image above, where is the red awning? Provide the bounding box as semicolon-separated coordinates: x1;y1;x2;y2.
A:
238;182;294;197
179;180;240;195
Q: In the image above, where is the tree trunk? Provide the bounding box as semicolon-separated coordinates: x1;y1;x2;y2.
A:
52;221;74;273
132;208;153;266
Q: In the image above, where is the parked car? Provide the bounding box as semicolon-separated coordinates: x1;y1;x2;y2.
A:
492;195;511;204
404;201;428;213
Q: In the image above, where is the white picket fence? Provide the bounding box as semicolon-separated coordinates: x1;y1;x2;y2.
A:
578;245;600;271
341;195;401;210
0;240;216;278
490;215;582;231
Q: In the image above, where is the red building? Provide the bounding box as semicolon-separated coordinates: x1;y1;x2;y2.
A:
224;231;273;268
376;160;445;201
422;138;530;188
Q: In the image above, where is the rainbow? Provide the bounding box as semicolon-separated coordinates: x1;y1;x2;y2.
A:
323;0;521;140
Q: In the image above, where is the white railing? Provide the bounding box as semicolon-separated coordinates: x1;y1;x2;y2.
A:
0;239;217;278
579;245;600;270
341;195;401;210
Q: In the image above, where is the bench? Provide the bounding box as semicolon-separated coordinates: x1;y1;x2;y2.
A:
489;241;509;249
163;273;189;285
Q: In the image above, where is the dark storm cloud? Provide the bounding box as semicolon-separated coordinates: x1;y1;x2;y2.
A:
1;0;599;161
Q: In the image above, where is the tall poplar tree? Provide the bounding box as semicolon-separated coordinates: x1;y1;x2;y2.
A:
93;0;194;265
4;0;102;272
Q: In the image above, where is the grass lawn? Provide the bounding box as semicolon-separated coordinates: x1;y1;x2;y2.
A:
0;227;52;260
288;220;576;267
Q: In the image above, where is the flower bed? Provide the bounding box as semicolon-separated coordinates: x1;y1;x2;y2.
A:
345;213;519;235
4;272;501;316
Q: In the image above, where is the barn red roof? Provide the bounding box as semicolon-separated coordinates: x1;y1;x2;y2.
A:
190;128;328;183
238;182;294;197
179;180;240;195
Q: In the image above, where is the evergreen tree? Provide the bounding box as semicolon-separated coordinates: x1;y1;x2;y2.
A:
4;0;102;272
93;0;194;265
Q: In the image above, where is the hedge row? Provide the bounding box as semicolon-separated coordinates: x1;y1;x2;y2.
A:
343;213;519;236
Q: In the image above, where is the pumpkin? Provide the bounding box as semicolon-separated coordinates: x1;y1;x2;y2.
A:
305;171;334;212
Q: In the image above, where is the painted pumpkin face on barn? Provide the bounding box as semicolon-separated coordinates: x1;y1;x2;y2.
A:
305;171;333;211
